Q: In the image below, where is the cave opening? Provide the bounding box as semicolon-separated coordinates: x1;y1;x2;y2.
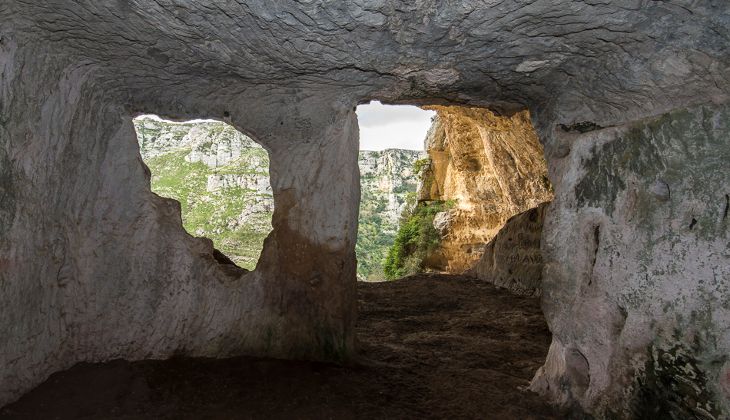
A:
357;103;553;291
353;102;557;415
133;115;274;271
354;101;434;281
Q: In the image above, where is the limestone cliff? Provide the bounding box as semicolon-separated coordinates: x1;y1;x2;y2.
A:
358;149;426;280
417;107;553;273
135;118;273;270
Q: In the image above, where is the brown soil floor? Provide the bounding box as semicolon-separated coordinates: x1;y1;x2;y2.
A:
1;274;562;419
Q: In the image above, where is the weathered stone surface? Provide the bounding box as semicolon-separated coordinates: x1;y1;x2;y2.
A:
469;202;550;297
531;102;730;418
1;1;729;416
418;107;553;272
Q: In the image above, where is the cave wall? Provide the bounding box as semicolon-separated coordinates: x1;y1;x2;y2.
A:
0;40;359;405
532;102;730;418
2;0;730;416
468;202;550;296
418;107;553;272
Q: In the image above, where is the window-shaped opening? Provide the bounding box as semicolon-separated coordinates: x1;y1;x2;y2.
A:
354;102;556;416
134;115;273;270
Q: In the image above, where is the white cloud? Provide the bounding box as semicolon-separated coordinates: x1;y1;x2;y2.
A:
356;101;435;151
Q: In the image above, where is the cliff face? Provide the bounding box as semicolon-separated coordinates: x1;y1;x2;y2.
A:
358;149;426;280
136;118;273;270
418;107;553;273
134;118;422;279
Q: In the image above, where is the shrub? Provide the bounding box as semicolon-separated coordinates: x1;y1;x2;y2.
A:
382;200;448;280
412;158;431;175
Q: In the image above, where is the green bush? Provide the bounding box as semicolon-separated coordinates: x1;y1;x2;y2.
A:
382;200;449;280
412;158;431;175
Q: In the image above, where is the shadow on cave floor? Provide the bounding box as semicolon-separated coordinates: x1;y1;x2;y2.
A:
1;274;561;419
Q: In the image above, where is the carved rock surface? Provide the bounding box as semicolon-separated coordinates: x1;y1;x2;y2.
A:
469;202;550;297
531;103;730;418
1;1;729;416
419;107;553;272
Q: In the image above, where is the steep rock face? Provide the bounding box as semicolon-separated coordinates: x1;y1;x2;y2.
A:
418;107;553;272
2;1;730;416
359;149;425;226
468;202;550;297
358;149;425;280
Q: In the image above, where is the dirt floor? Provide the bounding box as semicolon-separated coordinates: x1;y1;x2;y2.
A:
0;274;562;419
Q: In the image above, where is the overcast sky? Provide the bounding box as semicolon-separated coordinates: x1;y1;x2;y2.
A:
356;101;435;151
139;101;434;151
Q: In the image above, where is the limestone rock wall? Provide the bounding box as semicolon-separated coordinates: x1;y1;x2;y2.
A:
418;107;553;272
0;42;360;405
531;102;730;418
468;202;550;296
359;149;425;227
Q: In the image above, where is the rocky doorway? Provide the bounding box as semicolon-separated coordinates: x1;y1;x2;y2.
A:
133;116;274;271
354;102;434;281
379;106;553;294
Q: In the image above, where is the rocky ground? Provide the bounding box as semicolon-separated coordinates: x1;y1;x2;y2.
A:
0;275;560;419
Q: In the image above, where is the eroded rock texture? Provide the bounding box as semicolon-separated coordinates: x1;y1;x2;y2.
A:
531;102;730;418
1;1;729;416
469;202;550;296
418;106;553;272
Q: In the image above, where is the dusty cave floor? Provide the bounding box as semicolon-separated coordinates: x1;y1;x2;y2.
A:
1;274;562;419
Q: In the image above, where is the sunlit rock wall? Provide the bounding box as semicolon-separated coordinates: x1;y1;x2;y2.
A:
418;107;553;272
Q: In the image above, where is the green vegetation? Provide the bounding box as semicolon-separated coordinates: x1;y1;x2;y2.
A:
356;176;401;281
356;150;425;280
143;144;272;270
383;199;451;280
412;157;431;175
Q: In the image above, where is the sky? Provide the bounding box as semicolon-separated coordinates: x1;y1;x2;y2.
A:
138;101;435;151
356;101;435;151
